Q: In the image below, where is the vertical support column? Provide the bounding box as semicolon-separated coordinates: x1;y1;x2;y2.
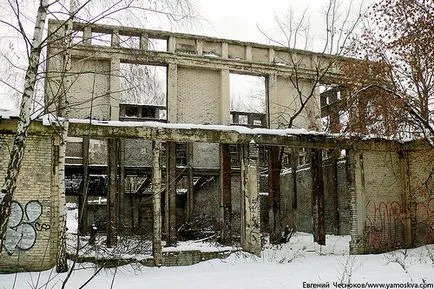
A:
110;58;121;120
168;36;176;52
221;69;230;125
268;48;275;64
83;26;92;45
186;142;194;219
165;142;177;246
78;137;90;234
111;29;120;47
140;33;148;50
196;40;203;55
399;150;412;247
330;149;340;235
239;144;247;248
107;138;118;247
267;73;277;128
245;45;252;61
348;149;364;254
291;148;299;210
152;140;163;266
167;63;178;123
268;146;281;243
221;42;228;58
311;149;325;245
117;139;125;232
219;143;232;244
242;140;261;256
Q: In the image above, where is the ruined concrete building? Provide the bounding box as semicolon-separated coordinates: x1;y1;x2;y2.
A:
0;20;432;271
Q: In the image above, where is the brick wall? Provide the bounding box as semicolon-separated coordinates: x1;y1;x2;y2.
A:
0;132;60;272
67;59;111;120
351;144;433;254
354;150;404;253
408;149;434;246
177;67;221;125
270;77;320;129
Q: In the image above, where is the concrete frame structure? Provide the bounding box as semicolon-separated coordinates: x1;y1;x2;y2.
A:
2;20;429;272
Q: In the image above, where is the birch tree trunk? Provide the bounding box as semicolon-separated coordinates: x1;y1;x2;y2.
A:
0;0;49;252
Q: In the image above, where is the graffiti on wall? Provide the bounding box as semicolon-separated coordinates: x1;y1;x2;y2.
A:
365;173;434;252
3;200;51;255
365;200;408;252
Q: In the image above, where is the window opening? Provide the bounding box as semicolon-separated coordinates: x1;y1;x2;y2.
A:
230;73;266;127
148;38;167;51
119;63;167;121
120;35;140;49
91;32;111;46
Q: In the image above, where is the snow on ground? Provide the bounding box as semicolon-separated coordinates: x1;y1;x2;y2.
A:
0;240;433;289
0;207;433;288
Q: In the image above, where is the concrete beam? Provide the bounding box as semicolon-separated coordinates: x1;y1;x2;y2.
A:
66;121;351;149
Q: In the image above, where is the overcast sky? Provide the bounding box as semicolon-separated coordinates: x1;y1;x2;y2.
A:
0;0;370;111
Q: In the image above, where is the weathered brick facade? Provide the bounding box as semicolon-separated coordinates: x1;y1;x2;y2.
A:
0;121;62;272
350;142;434;254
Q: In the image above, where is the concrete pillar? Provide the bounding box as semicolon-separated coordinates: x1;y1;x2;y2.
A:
245;45;252;61
118;139;125;233
219;143;232;244
83;26;92;45
348;149;365;254
220;69;230;125
167;63;178;123
111;29;120;47
222;42;228;58
165;142;177;246
241;140;261;256
268;48;275;63
168;36;176;52
186;142;194;219
196;40;203;55
140;33;148;50
267;73;277;128
107;138;119;247
152;140;163;266
110;58;121;120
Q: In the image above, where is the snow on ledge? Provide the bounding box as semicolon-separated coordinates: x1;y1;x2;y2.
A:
66;118;327;137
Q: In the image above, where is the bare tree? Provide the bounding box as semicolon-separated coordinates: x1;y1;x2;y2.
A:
0;0;195;275
340;0;434;144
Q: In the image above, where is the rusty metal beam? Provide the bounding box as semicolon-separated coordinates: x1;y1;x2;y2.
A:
311;149;325;246
268;146;281;243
